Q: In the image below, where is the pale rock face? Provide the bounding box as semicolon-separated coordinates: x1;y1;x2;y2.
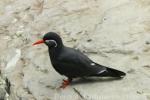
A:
0;0;150;100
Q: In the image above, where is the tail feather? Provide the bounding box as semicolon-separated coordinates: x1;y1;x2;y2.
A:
95;67;126;78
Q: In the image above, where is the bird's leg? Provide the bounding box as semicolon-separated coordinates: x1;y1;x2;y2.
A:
60;78;72;89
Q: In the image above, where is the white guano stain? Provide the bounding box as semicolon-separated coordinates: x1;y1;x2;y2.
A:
5;49;21;73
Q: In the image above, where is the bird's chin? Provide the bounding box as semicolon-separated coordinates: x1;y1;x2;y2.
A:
46;44;55;49
48;46;54;49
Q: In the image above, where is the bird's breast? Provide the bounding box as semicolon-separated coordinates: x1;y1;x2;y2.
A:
50;59;65;75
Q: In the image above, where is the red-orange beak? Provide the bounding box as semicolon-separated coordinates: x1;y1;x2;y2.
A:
33;39;44;45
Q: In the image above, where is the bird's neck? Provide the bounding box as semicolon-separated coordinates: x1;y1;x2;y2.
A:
48;39;64;60
48;46;63;60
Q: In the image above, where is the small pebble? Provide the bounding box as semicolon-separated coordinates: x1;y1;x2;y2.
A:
87;39;92;42
145;41;150;45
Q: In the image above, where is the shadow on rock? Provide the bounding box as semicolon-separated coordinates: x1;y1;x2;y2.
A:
71;77;124;86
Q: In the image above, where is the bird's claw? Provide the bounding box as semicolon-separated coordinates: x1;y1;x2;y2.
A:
63;79;69;83
60;79;70;89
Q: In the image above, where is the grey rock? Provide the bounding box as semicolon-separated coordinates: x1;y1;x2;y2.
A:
0;0;150;100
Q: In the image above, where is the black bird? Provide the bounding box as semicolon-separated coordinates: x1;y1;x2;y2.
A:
33;32;126;88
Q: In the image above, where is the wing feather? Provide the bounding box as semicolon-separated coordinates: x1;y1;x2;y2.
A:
55;47;106;77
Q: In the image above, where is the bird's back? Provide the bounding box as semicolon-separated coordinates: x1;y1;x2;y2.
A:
50;46;106;78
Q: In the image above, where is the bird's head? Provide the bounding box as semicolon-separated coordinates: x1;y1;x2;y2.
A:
33;32;63;49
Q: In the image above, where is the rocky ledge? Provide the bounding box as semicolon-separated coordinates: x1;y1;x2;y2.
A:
0;0;150;100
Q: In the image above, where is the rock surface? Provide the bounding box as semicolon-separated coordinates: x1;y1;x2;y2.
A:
0;0;150;100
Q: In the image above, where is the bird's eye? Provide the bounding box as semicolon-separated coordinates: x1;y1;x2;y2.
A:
45;40;57;47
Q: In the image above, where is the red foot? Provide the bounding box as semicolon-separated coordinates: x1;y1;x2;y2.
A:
60;79;70;89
